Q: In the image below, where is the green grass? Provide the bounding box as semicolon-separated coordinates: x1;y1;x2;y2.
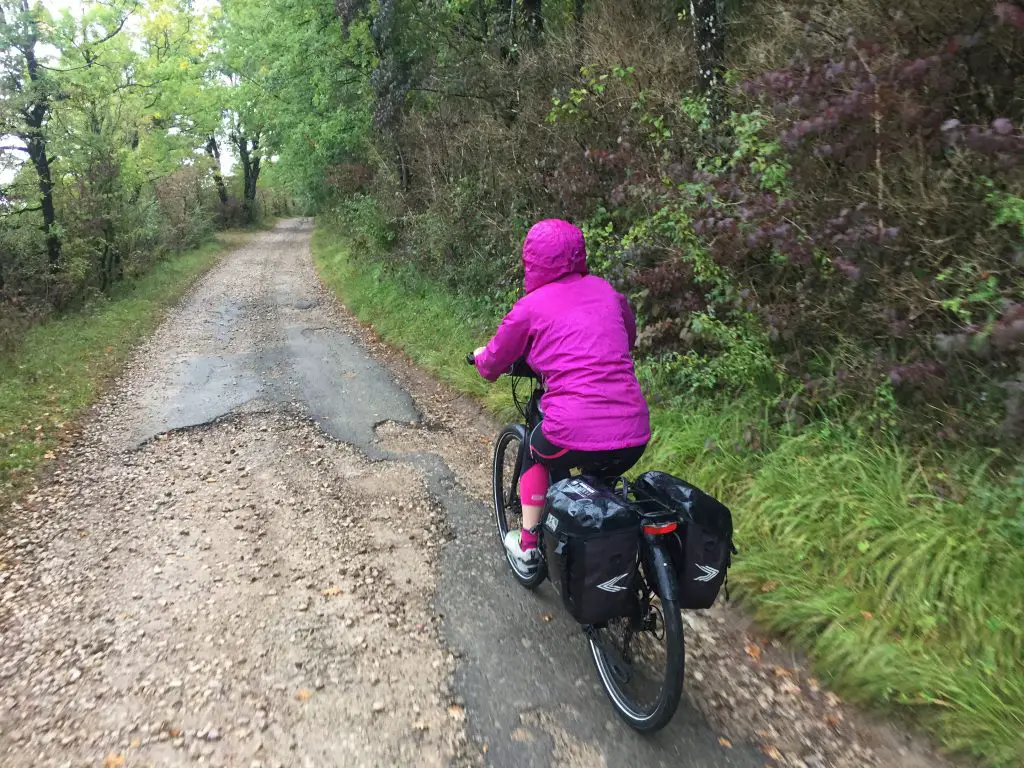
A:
0;231;250;504
312;223;1024;766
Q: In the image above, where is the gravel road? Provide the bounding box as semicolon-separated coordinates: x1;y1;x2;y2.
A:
0;220;952;768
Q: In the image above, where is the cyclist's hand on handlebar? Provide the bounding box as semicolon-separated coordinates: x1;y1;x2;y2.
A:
465;352;475;365
467;346;485;366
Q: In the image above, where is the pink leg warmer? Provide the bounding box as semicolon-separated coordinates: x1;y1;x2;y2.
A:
519;463;549;507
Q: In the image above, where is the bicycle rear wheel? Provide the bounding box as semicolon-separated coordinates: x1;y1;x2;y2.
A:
492;425;546;589
588;573;685;731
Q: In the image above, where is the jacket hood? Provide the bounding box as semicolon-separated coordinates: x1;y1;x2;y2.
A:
523;219;588;293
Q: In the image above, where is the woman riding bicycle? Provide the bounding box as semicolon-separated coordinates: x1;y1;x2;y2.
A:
472;218;651;571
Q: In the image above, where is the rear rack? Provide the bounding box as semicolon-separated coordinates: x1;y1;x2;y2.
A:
629;495;680;524
611;477;680;524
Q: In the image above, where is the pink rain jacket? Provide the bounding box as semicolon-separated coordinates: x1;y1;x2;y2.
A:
474;219;651;451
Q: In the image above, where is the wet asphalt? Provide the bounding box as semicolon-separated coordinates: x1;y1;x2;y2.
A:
132;219;761;767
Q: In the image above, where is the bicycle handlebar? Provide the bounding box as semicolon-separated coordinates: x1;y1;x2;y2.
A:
466;352;538;379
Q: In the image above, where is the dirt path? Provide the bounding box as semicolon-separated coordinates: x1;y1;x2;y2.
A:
0;221;464;767
0;220;951;768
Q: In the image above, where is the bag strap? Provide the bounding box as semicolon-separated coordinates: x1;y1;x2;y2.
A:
555;535;573;609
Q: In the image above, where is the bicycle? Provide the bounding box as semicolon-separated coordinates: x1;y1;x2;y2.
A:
466;352;687;732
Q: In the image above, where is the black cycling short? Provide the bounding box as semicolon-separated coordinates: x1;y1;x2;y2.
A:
520;422;646;483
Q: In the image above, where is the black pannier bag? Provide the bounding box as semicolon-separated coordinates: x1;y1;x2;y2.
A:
632;471;736;610
542;476;640;625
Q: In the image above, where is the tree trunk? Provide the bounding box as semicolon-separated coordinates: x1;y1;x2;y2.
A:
24;133;60;271
572;0;585;64
19;2;61;271
205;136;229;205
573;0;585;28
522;0;543;40
238;138;252;220
234;132;261;222
690;0;726;122
395;141;409;193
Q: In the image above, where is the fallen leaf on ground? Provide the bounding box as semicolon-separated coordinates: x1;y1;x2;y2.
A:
825;713;843;729
540;612;553;622
447;704;465;721
760;580;778;592
718;737;733;749
295;688;313;701
744;644;762;661
861;611;873;620
772;665;791;677
761;745;783;762
103;755;125;768
321;586;342;596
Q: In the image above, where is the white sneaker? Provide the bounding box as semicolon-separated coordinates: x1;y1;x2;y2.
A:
503;529;540;572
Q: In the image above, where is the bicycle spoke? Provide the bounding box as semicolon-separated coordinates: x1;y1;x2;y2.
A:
592;594;676;716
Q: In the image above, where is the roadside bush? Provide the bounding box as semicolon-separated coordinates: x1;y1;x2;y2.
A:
330;0;1024;449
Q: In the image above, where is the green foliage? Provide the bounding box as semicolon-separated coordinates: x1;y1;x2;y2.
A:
218;0;370;212
637;315;778;398
1;0;289;345
548;64;636;123
989;190;1024;239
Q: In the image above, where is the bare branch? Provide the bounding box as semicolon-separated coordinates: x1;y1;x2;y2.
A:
408;86;496;104
0;204;43;217
84;3;138;46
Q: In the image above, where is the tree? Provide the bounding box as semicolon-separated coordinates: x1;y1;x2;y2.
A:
522;0;543;39
1;0;64;270
689;0;725;122
2;0;226;306
205;136;229;205
230;116;262;219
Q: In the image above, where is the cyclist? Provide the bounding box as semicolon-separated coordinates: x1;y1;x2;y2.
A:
472;218;651;571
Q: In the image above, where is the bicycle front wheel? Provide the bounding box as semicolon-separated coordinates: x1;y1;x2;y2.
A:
492;425;546;589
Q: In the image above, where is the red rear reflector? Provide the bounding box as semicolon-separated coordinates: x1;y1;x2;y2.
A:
643;521;677;535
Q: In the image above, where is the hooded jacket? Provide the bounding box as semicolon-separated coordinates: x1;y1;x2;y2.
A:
474;219;651;451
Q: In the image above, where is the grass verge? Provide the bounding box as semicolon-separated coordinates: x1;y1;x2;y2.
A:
313;223;1023;766
0;231;250;505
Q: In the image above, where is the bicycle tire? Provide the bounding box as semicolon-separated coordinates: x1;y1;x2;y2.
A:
588;564;685;732
492;425;547;589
